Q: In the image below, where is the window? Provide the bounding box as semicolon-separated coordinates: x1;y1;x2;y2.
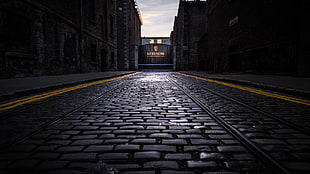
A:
110;15;114;37
100;15;104;38
149;39;154;44
88;0;96;22
157;39;162;44
64;34;77;61
111;52;115;65
91;44;97;62
4;12;32;52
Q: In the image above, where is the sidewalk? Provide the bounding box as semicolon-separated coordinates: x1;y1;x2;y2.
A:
0;71;135;101
180;71;310;98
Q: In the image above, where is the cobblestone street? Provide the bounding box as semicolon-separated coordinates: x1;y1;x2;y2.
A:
0;72;310;174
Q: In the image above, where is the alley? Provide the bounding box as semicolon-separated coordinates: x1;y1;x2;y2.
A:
0;72;309;174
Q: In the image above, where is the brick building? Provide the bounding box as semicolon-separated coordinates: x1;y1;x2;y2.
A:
0;0;117;78
199;0;310;76
171;0;206;70
0;0;142;78
117;0;142;70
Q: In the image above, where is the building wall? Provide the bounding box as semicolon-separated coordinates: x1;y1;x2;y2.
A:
297;1;310;76
81;0;117;72
117;0;142;70
171;0;206;70
201;0;310;76
197;33;207;70
0;0;118;78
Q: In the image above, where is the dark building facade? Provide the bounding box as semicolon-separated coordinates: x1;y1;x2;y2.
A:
117;0;142;70
0;0;117;78
171;0;206;70
200;0;310;76
0;0;142;79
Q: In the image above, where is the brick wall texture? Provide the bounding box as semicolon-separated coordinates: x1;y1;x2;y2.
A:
0;0;141;78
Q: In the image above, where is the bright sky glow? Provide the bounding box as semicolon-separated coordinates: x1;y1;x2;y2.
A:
135;0;180;37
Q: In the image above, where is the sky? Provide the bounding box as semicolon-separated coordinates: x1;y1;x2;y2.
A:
135;0;180;37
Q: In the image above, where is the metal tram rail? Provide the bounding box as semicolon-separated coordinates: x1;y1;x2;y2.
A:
1;72;306;173
190;79;310;135
174;73;310;132
167;76;291;174
0;78;130;150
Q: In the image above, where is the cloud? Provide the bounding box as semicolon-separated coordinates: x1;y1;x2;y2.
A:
141;13;159;25
135;0;179;37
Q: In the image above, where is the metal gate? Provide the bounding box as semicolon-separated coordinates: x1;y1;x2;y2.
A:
138;44;174;70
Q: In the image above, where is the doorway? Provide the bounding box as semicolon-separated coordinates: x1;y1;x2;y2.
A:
101;49;107;71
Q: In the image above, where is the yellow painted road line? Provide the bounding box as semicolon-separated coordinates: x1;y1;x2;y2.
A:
0;73;138;111
177;72;310;106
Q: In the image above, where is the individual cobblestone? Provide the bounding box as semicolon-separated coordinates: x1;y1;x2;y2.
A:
37;161;68;169
164;153;192;160
224;161;265;171
187;161;218;168
216;146;247;152
131;138;157;144
144;161;179;169
71;139;103;145
162;170;196;174
134;151;161;159
99;153;129;160
84;145;114;152
143;145;176;152
60;153;97;161
9;159;40;169
115;144;140;151
200;152;225;160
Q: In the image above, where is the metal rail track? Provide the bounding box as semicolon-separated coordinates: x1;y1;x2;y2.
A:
200;85;310;135
0;79;130;150
0;79;121;119
168;76;291;174
0;92;67;119
174;74;310;135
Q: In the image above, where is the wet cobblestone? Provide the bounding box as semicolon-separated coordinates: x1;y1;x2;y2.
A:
1;72;309;173
173;73;310;174
0;78;127;145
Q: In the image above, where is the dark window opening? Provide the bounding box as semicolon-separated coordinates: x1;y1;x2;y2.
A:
88;0;96;23
110;15;114;37
64;34;76;60
101;49;107;71
2;12;32;52
111;51;115;65
91;44;97;62
100;15;104;38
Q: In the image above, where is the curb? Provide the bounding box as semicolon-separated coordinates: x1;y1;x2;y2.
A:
180;71;310;99
0;72;136;102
